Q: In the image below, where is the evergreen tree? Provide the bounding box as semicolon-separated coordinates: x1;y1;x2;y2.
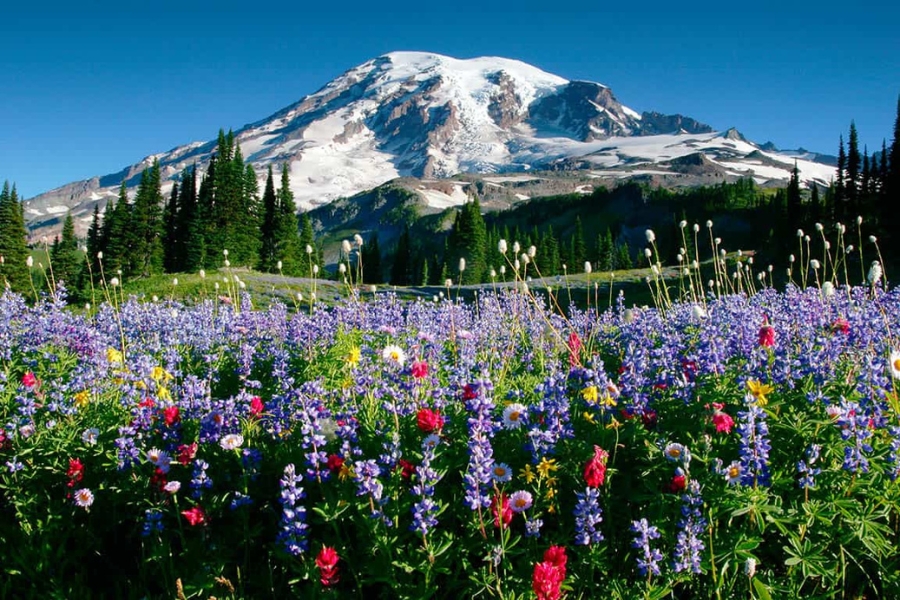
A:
885;96;900;241
258;166;279;272
847;122;861;216
786;162;802;234
50;212;80;288
274;164;303;276
835;135;847;222
448;197;487;284
596;229;614;271
129;161;164;277
809;185;822;227
231;163;262;268
570;216;587;272
391;225;412;285
362;233;382;283
103;183;131;277
615;241;632;270
0;182;30;293
174;166;198;272
163;181;180;272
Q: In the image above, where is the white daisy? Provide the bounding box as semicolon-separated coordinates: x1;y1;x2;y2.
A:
724;461;743;485
74;488;94;509
381;344;406;367
890;349;900;380
501;404;528;430
146;448;171;472
220;433;244;451
490;462;513;484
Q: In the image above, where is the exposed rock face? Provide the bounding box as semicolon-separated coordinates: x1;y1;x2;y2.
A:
23;51;833;239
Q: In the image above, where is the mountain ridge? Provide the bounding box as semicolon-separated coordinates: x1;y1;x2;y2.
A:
24;51;836;239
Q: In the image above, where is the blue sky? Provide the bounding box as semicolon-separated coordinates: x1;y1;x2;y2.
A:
2;0;897;198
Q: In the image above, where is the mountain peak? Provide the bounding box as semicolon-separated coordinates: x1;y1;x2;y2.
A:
24;51;834;239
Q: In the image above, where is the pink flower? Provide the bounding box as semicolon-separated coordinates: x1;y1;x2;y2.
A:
249;396;265;417
758;316;775;347
326;454;344;474
416;408;444;433
533;546;567;600
567;331;583;366
712;411;734;434
181;505;207;526
315;546;340;587
667;473;687;493
21;372;37;388
583;445;609;488
411;360;429;379
163;406;180;426
491;493;513;528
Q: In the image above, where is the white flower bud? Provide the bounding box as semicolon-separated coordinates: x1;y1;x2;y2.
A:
458;258;466;273
152;295;158;302
645;229;656;243
857;216;863;225
815;223;823;232
297;292;303;301
339;263;346;274
26;256;33;268
744;558;757;578
679;220;687;229
305;244;313;254
528;245;536;258
809;259;820;270
644;248;652;259
444;278;452;287
693;223;700;233
706;220;713;228
691;304;706;319
846;245;854;253
714;237;721;245
822;281;835;297
804;235;810;243
513;241;521;254
313;264;319;275
199;269;206;279
277;260;283;270
224;259;230;267
869;235;877;243
500;265;506;275
584;261;592;274
354;233;363;246
789;254;795;263
490;269;496;278
520;253;530;265
110;277;119;287
797;229;804;238
498;239;508;254
172;278;178;286
97;251;103;260
342;240;352;254
223;249;229;257
868;261;882;285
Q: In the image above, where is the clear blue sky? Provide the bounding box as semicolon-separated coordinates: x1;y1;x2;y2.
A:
2;0;897;198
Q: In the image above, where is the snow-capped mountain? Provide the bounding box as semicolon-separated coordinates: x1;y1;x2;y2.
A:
25;51;836;238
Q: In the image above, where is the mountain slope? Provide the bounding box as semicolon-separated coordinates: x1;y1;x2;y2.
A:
24;51;836;239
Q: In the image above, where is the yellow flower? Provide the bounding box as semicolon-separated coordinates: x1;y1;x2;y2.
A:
339;464;354;481
599;392;617;408
106;348;123;365
583;411;596;424
544;487;556;501
74;390;90;408
347;347;361;365
522;464;536;484
157;387;172;401
747;379;774;406
151;366;173;382
536;457;558;479
582;386;599;403
606;417;623;430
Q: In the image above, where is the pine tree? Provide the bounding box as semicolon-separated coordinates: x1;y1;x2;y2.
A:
174;166;198;272
786;162;802;234
258;166;279;272
274;164;303;276
615;241;632;270
391;224;412;285
103;183;131;277
596;229;614;271
362;232;382;283
0;182;31;293
847;122;861;217
163;181;180;272
50;212;80;289
448;197;487;284
129;161;164;277
570;216;587;272
835;135;847;222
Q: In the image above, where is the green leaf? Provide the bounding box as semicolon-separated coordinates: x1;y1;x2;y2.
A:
752;578;773;600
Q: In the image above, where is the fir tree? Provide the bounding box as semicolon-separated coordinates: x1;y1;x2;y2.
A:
847;122;861;216
258;166;279;272
448;197;487;284
835;135;847;222
129;161;164;277
616;241;632;270
786;162;802;234
570;216;587;272
362;232;382;283
0;182;30;293
50;212;80;289
163;181;180;272
596;229;614;271
391;225;412;285
274;164;303;276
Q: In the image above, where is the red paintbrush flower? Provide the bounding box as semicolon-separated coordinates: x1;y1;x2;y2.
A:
583;445;609;488
416;408;444;433
411;360;429;379
758;315;775;347
163;406;180;426
181;505;206;526
491;492;513;528
315;545;340;587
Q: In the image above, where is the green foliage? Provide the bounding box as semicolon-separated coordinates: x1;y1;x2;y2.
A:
0;182;30;293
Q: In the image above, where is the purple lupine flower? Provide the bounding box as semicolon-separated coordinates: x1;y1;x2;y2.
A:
142;509;164;537
797;444;822;489
277;463;308;556
462;381;496;511
525;517;544;538
573;487;604;546
736;400;771;487
672;479;706;574
835;399;872;473
410;445;441;535
888;427;900;481
354;459;388;521
189;459;213;499
631;518;664;576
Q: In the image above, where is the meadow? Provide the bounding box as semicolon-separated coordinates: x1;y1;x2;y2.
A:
1;226;899;600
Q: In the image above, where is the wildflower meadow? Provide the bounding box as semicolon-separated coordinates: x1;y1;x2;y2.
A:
2;227;900;599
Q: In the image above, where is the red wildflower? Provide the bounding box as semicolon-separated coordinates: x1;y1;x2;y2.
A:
831;317;850;335
398;458;416;479
758;316;775;347
181;505;207;526
139;397;156;409
249;396;265;417
543;545;567;577
163;406;180;426
532;547;567;600
567;331;583;366
315;545;340;587
712;410;734;434
66;458;84;488
583;445;609;488
416;408;444;433
462;384;478;400
21;372;37;388
642;409;659;430
491;493;513;528
326;454;344;474
411;360;429;379
667;473;687;493
176;442;198;466
150;467;167;491
681;359;698;381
